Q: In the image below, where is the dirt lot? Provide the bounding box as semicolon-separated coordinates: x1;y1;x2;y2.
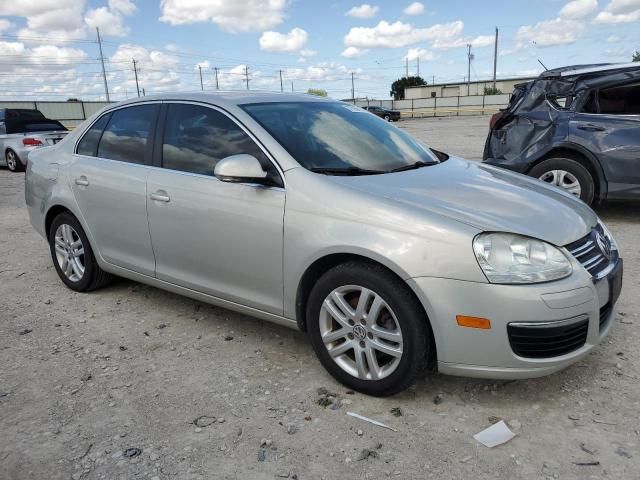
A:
1;115;639;480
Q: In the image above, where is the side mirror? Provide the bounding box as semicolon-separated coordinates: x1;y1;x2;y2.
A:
214;154;268;184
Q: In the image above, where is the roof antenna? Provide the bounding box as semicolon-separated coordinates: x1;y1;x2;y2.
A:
537;58;548;71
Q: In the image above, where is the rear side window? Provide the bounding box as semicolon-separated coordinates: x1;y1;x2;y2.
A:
97;105;156;164
598;83;640;115
161;103;274;177
77;114;110;156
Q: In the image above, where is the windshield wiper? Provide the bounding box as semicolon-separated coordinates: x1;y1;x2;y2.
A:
310;166;385;176
390;161;438;173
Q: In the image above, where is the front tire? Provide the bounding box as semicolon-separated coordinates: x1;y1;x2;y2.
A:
384;115;391;122
6;149;24;172
529;157;595;205
307;261;430;396
48;212;112;292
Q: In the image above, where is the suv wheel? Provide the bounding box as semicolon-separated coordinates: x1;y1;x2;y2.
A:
6;150;24;172
384;114;391;122
307;261;430;396
529;157;595;205
49;212;113;291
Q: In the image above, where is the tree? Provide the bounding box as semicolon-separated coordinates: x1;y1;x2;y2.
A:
483;86;502;95
307;88;328;97
390;76;427;100
633;51;640;62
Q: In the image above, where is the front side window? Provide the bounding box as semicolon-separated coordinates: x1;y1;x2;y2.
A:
97;105;155;164
242;101;438;173
162;103;274;177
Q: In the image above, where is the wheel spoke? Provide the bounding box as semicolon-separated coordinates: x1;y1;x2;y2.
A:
62;225;73;243
73;247;84;257
364;348;381;380
355;288;373;319
64;258;74;277
328;340;353;358
369;338;402;358
370;324;402;343
55;237;66;248
365;295;384;322
54;244;66;256
322;327;349;345
355;349;368;378
331;291;355;319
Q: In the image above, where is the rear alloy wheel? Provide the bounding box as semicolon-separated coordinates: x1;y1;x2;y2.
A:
384;115;391;122
6;150;24;172
49;212;112;291
307;261;430;396
529;157;595;205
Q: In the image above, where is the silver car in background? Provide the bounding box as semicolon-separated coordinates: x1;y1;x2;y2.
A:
25;92;623;396
0;108;68;172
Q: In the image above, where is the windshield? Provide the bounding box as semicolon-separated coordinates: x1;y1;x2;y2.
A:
242;101;438;174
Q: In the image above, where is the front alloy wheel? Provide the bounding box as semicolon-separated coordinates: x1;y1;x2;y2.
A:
307;261;430;396
320;286;403;381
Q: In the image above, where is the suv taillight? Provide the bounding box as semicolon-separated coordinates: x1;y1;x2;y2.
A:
22;138;43;146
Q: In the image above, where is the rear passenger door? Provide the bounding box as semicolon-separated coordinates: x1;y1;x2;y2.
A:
70;104;159;275
146;102;285;314
571;83;640;198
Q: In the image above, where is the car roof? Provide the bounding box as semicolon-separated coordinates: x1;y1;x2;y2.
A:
105;91;336;110
540;62;640;78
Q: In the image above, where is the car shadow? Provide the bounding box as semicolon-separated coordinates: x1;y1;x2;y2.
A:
593;200;640;222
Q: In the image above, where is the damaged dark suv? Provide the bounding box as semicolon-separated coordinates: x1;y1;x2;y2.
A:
483;63;640;205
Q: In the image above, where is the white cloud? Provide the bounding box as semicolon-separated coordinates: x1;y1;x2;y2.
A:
259;27;308;52
0;19;13;32
404;47;433;61
159;0;288;32
284;62;362;82
403;2;424;15
515;18;585;47
593;0;640;23
0;0;87;43
300;48;317;57
85;7;129;37
433;34;494;49
341;46;369;57
345;4;379;18
344;20;463;49
607;34;621;42
559;0;598;19
196;60;211;69
109;0;137;16
110;44;182;92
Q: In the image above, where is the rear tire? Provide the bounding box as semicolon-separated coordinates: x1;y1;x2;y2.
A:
384;115;391;122
6;149;24;172
48;212;112;292
529;157;595;205
307;261;430;396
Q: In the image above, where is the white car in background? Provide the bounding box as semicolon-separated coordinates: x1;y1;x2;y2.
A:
0;108;69;172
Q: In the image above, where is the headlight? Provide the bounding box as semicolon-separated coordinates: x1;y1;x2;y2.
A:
473;232;572;284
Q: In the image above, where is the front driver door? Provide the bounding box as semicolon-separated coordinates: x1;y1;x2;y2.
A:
146;102;285;315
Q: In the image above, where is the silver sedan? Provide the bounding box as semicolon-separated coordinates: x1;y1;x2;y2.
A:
25;92;623;396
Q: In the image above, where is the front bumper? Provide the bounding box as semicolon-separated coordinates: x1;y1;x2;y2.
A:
409;258;622;379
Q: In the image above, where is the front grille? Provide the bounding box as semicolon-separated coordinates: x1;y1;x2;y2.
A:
599;303;612;331
508;318;589;359
565;227;612;278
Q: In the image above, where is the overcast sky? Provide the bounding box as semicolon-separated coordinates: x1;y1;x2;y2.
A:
0;0;638;101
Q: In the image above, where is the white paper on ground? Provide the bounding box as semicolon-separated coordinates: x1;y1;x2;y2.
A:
473;420;516;448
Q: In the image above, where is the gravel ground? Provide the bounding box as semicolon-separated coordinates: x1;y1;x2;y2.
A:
1;116;639;480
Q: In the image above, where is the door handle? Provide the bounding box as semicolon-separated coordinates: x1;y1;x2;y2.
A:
576;124;605;132
150;190;170;203
75;176;89;186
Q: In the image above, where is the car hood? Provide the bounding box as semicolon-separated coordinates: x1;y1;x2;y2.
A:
329;157;597;246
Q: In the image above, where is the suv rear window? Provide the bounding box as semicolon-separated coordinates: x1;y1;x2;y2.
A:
598;83;640;115
6;120;67;134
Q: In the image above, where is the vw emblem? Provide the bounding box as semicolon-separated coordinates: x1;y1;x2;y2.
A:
596;231;612;260
353;324;367;340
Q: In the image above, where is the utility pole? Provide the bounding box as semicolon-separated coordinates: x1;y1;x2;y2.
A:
351;72;355;100
142;88;146;97
244;66;249;90
466;44;472;96
199;65;203;91
279;70;283;92
417;57;420;76
291;81;294;92
132;58;140;97
492;27;499;90
96;27;110;102
214;67;219;89
405;57;409;78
